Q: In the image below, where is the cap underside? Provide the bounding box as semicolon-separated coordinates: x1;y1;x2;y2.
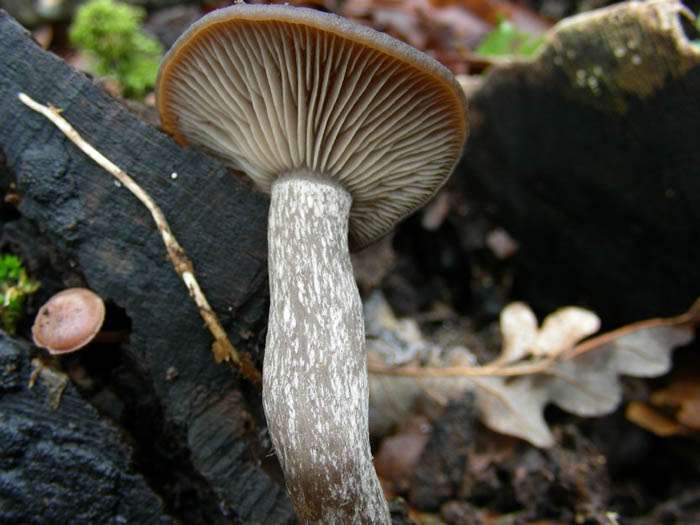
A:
157;4;467;249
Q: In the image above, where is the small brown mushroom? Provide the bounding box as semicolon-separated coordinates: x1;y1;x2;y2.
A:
32;288;106;354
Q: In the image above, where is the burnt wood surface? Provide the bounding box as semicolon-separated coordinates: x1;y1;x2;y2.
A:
455;1;700;326
0;334;175;524
0;10;294;523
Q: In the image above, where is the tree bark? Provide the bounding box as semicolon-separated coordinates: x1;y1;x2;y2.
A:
264;172;390;524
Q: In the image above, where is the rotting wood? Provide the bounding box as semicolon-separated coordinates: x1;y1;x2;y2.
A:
17;92;261;386
0;11;293;523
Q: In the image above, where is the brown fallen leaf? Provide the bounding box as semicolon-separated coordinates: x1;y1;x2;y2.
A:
625;401;689;437
626;375;700;436
374;415;433;494
339;0;552;73
651;377;700;430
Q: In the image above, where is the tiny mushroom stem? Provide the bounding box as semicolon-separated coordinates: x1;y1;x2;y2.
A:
156;4;468;523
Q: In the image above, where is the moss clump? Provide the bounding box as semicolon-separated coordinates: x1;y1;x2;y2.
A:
0;254;40;335
69;0;163;99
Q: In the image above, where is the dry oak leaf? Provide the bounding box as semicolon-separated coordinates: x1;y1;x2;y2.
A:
368;297;698;447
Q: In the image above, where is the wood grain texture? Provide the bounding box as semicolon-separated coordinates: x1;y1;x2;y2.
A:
0;334;174;524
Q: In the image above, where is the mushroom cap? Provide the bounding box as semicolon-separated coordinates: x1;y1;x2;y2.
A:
157;4;468;250
32;288;106;355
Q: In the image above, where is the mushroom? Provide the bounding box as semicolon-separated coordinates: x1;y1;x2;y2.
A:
156;4;467;523
32;288;106;355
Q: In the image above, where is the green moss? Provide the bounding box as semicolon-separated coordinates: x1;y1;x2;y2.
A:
69;0;163;99
0;254;40;335
475;17;544;57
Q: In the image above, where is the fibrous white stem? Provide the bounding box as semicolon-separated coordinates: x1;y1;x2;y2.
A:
263;171;390;524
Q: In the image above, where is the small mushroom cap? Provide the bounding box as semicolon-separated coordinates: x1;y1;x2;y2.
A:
32;288;106;355
157;4;468;250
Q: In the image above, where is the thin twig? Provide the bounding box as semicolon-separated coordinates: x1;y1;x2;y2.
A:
369;301;700;380
18;92;261;386
368;356;556;378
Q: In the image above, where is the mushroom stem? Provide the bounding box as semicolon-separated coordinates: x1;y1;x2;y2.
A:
264;171;390;524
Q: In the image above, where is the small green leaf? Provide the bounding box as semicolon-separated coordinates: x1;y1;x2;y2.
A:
476;17;544;57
